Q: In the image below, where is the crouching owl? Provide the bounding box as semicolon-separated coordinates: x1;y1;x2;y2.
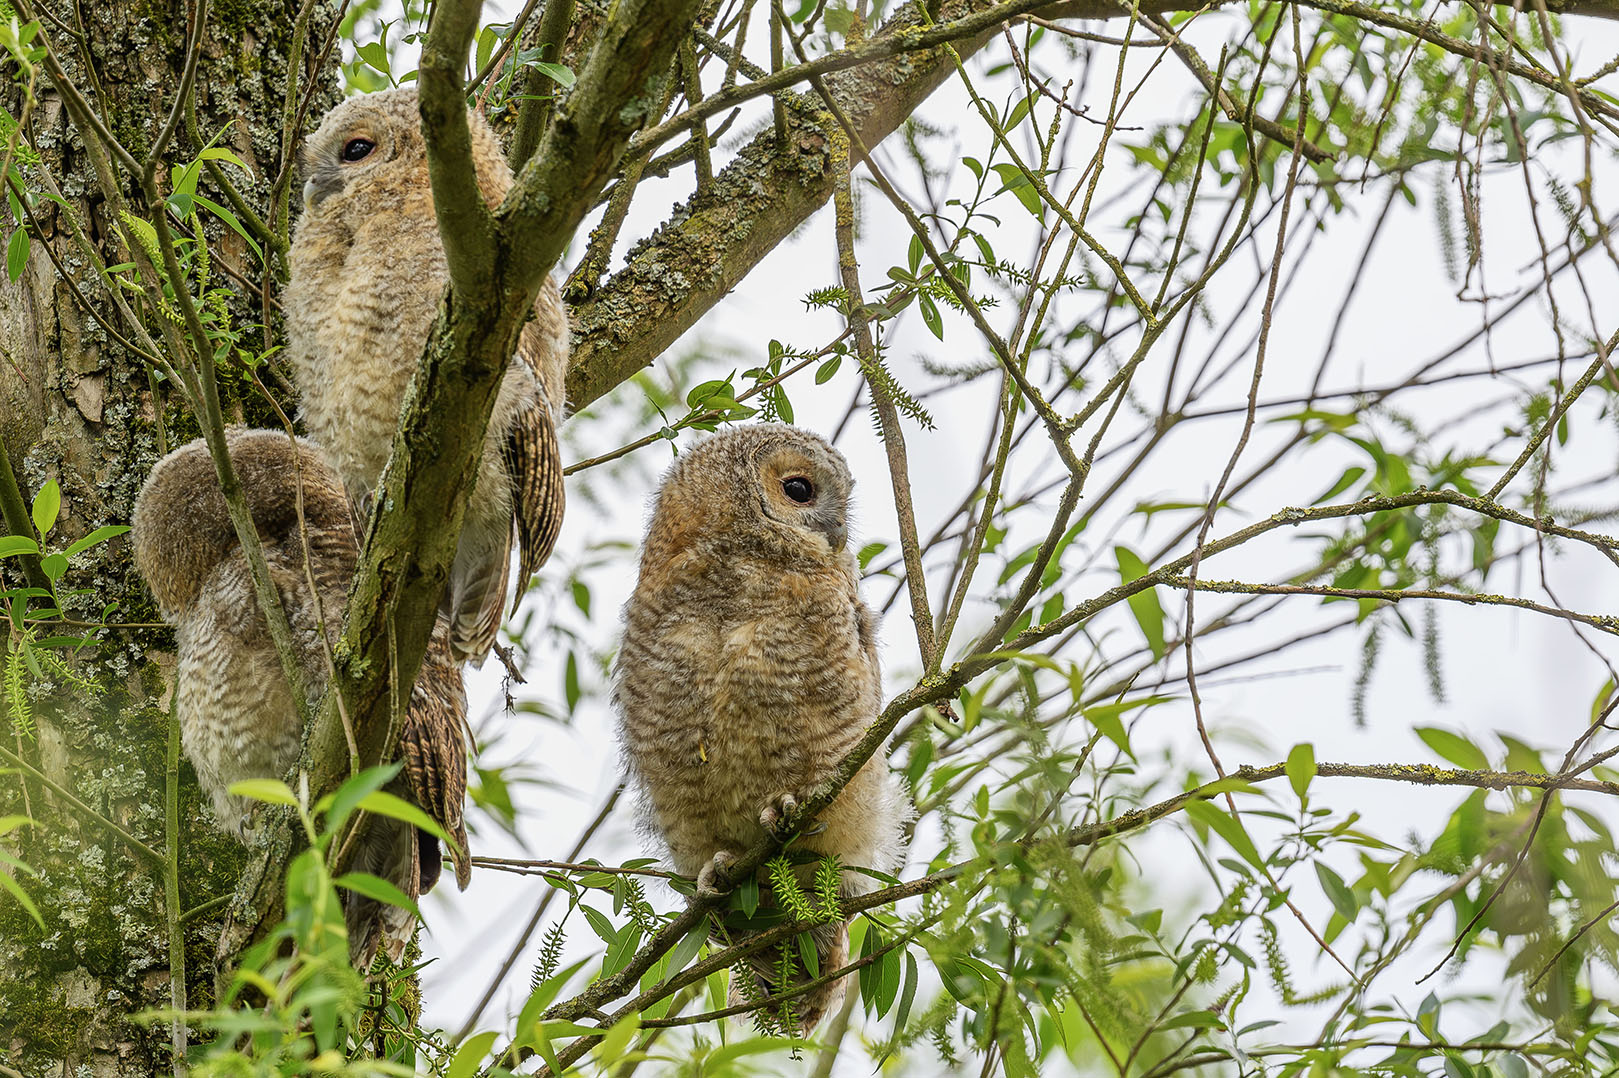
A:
284;86;569;666
613;425;910;1031
131;427;472;968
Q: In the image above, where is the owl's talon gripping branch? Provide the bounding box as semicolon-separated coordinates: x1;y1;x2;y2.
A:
759;792;800;838
696;849;740;896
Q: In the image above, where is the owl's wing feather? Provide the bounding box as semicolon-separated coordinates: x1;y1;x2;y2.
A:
447;526;512;665
505;364;566;613
346;624;472;969
400;628;473;890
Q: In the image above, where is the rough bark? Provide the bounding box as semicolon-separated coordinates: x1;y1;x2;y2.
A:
0;3;340;1074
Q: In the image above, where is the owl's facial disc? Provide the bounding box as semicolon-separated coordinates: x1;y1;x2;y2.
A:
303;118;389;211
759;448;849;554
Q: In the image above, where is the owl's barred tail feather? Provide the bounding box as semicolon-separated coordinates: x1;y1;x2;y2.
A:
348;635;473;968
342;816;466;970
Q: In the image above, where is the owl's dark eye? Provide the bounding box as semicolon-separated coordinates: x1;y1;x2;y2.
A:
782;476;814;504
341;138;375;162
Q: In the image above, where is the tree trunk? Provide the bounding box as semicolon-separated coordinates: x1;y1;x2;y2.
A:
0;2;339;1073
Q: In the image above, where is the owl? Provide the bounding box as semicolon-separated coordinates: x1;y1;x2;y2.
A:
284;86;568;665
613;425;909;1032
131;427;472;969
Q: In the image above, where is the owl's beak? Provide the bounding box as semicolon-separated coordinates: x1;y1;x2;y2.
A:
820;520;848;553
303;171;344;211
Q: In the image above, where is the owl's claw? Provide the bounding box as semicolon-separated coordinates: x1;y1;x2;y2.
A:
697;849;739;896
760;792;802;839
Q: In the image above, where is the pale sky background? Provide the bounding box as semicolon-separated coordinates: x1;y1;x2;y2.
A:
344;7;1619;1073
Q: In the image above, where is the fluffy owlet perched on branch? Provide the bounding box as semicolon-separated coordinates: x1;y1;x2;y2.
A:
613;425;909;1031
284;87;568;665
131;428;472;968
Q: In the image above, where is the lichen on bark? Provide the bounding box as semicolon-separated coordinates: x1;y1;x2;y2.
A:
0;1;340;1072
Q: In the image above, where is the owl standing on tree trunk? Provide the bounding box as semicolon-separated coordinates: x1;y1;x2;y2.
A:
613;425;910;1032
131;428;472;969
284;87;569;666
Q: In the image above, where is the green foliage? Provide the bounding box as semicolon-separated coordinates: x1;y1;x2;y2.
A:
141;765;442;1073
6;1;1619;1075
1;480;126;737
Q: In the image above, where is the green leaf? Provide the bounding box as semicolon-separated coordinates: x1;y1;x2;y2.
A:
30;479;59;537
918;291;943;339
228;778;298;806
446;1030;500;1078
563;652;581;713
0;815;33;837
356;790;454;850
0;866;43;929
707;1039;800;1064
1183;799;1265;872
1115;546;1165;660
1415;727;1490;770
38;553;66;582
333;871;419;916
475;25;497;75
514;955;591;1037
1443;1054;1475;1078
990;163;1043;217
878;950;918;1063
735;873;759;917
193;195;262;259
660;922;707;982
1004;92;1035;131
1312;465;1366;504
527;1022;564;1076
5;227;26;282
1085;704;1134;760
61;524;130;559
0;535;39;558
1158;1009;1224;1030
355;40;390;76
875;945;901;1017
1314;862;1358;922
1497;1054;1530;1078
529;60;575;88
316;761;402;837
858;922;883;1011
580;904;616;944
593;1016;641;1067
197;146;252;172
1286;742;1316;799
602;921;642;977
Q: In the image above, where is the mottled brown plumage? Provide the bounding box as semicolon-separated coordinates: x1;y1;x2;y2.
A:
613;425;909;1032
131;428;472;968
284;87;568;665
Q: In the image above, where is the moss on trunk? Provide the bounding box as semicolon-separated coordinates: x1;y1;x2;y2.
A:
0;1;339;1072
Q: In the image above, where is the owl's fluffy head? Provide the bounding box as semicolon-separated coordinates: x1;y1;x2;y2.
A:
132;429;352;621
645;425;857;569
299;87;512;217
